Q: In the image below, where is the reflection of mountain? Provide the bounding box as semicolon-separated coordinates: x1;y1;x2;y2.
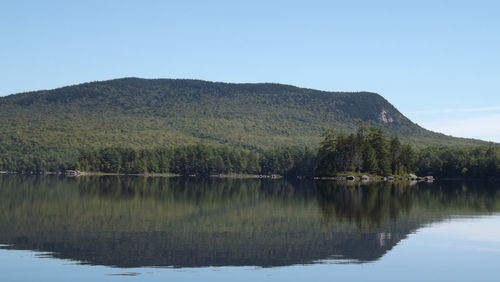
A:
0;176;498;268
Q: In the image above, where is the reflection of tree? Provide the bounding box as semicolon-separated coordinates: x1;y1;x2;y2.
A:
0;175;499;268
316;180;500;232
316;181;417;232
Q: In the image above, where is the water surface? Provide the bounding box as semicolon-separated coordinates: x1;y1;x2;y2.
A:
0;176;499;281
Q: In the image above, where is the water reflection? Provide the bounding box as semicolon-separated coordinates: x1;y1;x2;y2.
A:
0;176;498;268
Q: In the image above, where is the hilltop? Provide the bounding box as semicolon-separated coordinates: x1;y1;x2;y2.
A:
0;78;493;170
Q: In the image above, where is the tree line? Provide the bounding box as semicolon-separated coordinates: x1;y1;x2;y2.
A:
73;125;498;178
74;145;318;177
1;125;498;178
416;146;499;178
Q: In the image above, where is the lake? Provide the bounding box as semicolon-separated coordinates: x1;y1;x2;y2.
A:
1;175;499;281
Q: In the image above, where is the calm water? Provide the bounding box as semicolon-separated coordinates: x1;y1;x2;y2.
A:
1;176;499;281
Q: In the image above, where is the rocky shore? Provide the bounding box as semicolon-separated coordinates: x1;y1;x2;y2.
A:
313;175;435;182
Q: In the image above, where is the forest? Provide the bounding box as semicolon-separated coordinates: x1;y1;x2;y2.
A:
0;78;496;178
0;124;498;178
416;146;500;178
68;125;498;179
0;78;491;172
74;145;316;177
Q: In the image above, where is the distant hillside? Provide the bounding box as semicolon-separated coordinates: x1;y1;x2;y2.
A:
0;78;493;169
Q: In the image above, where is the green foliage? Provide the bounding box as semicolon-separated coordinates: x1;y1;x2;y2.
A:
259;147;317;177
76;145;261;176
75;144;316;177
315;125;416;176
0;78;493;173
416;146;500;178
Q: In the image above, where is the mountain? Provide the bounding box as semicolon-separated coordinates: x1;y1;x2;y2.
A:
0;78;493;169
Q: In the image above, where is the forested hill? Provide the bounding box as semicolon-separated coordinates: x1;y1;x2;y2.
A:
0;78;493;170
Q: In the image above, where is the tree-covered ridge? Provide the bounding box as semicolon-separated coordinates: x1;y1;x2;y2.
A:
0;77;494;173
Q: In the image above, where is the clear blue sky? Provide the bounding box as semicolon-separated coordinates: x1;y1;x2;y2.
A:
1;0;499;141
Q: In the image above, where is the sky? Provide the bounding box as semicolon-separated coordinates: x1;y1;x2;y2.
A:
1;0;499;142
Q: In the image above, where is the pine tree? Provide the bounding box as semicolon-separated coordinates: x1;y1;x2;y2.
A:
390;136;402;174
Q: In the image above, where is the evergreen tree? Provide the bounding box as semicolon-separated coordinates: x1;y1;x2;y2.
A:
390;136;402;174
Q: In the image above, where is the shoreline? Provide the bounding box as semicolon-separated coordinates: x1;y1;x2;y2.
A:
0;171;282;179
2;171;498;181
1;170;434;181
